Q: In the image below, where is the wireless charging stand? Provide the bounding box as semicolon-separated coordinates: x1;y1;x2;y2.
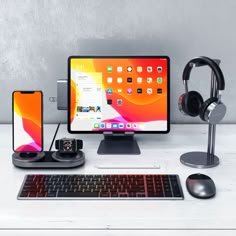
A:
12;151;85;169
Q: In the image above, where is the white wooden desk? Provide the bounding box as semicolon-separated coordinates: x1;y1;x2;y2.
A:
0;124;236;236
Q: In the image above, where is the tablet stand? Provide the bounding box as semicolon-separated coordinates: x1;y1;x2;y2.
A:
97;132;140;155
180;60;221;168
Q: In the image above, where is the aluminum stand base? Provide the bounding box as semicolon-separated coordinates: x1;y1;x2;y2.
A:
180;151;219;168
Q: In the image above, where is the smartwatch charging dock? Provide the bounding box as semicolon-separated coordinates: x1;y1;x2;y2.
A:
12;138;85;169
12;151;85;169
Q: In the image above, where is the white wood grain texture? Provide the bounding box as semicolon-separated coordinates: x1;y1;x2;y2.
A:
0;124;235;231
1;230;236;236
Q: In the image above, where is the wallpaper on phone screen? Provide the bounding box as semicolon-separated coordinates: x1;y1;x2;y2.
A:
13;92;42;152
70;58;168;132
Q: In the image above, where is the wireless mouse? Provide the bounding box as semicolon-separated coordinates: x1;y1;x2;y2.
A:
186;173;216;199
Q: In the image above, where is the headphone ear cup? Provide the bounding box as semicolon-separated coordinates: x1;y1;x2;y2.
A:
178;93;188;115
180;91;204;117
199;97;218;122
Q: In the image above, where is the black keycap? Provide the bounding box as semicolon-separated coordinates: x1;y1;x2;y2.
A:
28;192;37;197
47;192;57;197
20;191;29;197
37;192;46;197
58;191;99;198
99;192;111;197
118;193;129;197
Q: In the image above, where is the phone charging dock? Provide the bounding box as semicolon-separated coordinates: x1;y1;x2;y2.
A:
12;151;85;169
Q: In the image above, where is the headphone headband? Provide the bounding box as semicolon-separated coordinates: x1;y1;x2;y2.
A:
182;56;225;91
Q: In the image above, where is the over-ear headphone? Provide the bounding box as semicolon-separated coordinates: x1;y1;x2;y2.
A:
178;56;226;124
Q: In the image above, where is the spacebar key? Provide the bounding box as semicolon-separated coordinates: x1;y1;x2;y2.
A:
57;192;99;198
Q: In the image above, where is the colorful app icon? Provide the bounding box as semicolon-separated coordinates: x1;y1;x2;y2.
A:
119;123;124;128
107;88;113;94
137;77;142;83
117;66;122;72
147;88;152;94
107;66;112;72
139;122;145;129
147;77;152;83
133;123;138;128
157;77;163;83
112;123;118;129
137;88;142;94
127;88;132;94
157;66;162;73
94;123;99;128
117;99;123;105
96;106;101;112
137;66;142;73
106;123;112;128
107;77;112;83
117;89;122;93
117;77;123;83
107;99;112;105
157;88;162;94
147;66;152;73
127;77;132;83
127;66;132;72
100;123;105;128
126;123;132;128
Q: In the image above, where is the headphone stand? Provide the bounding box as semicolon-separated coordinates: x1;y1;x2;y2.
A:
180;60;220;168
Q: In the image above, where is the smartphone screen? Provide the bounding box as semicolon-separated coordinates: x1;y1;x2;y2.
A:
13;91;43;152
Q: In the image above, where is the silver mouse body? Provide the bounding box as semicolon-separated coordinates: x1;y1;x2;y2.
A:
186;173;216;199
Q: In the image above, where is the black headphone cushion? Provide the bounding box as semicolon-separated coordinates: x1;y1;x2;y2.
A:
181;91;204;117
199;97;218;121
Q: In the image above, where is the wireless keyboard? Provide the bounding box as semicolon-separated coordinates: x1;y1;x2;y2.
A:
18;174;184;200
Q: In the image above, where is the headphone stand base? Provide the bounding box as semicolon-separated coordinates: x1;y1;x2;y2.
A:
180;151;219;168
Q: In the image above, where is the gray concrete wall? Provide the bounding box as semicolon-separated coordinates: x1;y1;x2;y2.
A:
0;0;235;124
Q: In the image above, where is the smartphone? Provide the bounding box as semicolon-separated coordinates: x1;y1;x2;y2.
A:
12;91;43;152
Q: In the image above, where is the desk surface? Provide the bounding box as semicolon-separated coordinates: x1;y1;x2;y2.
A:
0;124;236;233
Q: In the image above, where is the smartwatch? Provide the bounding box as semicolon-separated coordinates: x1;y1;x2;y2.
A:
55;138;83;153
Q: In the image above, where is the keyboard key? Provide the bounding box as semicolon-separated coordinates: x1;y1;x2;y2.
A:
20;191;29;198
37;192;46;198
118;193;129;197
100;192;111;197
136;193;146;197
29;192;37;197
58;191;99;198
